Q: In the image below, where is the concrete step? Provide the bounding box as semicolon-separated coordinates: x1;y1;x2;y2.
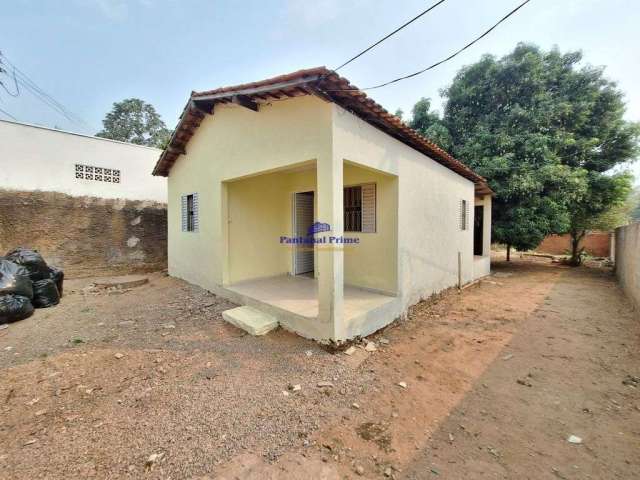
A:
221;306;278;336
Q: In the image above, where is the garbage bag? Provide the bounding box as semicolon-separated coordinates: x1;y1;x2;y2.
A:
32;278;60;308
5;248;49;281
0;258;33;299
48;266;64;298
0;294;34;324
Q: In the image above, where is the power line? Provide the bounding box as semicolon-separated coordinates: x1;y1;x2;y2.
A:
0;106;18;121
0;52;95;131
330;0;532;91
333;0;447;72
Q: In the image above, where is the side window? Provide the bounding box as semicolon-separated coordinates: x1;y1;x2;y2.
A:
460;199;469;230
181;193;199;232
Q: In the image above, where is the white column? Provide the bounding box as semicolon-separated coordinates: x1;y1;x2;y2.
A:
483;195;492;257
316;155;344;341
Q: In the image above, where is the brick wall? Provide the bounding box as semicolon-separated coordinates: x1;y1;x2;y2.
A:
0;189;167;277
537;231;611;257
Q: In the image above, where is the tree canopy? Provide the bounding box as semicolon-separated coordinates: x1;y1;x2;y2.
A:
411;43;639;258
97;98;171;148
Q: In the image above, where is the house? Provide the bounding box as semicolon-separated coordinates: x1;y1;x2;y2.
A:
0;119;168;276
152;67;493;343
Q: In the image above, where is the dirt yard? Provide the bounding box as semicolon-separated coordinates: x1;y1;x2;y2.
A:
1;257;638;479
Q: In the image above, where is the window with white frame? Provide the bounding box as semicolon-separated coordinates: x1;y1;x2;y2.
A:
75;164;121;183
181;193;199;232
344;183;376;233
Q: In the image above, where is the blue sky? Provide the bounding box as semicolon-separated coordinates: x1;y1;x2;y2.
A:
2;0;639;181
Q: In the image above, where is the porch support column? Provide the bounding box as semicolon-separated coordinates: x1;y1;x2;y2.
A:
482;195;492;257
316;155;344;341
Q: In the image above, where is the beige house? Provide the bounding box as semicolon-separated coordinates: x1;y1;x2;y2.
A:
153;67;493;343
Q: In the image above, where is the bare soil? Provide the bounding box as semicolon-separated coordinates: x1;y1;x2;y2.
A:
1;257;638;479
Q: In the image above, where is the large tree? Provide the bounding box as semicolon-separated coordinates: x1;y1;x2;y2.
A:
434;43;638;260
97;98;171;148
408;98;452;151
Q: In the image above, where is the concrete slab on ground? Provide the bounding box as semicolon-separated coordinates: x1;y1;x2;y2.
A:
222;306;278;336
93;275;149;289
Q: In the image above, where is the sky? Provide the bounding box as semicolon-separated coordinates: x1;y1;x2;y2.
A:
1;0;639;182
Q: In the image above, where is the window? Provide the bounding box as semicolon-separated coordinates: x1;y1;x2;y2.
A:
344;183;376;233
181;193;199;232
460;199;469;230
75;164;121;183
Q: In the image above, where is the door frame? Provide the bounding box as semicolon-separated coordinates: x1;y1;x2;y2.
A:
291;190;316;275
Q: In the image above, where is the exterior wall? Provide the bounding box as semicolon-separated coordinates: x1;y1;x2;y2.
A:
332;104;476;337
343;162;397;294
537;231;612;258
473;194;492;279
0;119;166;202
226;168;316;284
0;189;167;277
615;222;640;311
167;95;333;337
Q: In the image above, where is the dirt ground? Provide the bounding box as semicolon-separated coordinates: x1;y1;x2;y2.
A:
1;257;638;479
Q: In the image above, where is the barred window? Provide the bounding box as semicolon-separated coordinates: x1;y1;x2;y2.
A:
75;164;121;183
460;199;469;230
181;193;199;232
344;183;376;233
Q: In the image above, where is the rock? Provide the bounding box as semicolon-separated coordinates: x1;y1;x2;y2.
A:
364;342;377;352
355;465;365;475
379;338;390;345
397;381;408;389
567;435;582;444
288;384;302;392
502;353;514;361
344;346;357;356
145;452;164;470
24;439;37;446
0;324;8;330
35;409;47;416
317;381;334;388
305;350;313;357
25;397;40;406
352;403;360;410
384;466;392;477
282;391;290;396
162;323;176;329
114;353;124;359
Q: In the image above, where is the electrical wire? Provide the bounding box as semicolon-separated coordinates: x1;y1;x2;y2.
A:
0;52;94;131
0;106;18;121
329;0;532;91
333;0;447;72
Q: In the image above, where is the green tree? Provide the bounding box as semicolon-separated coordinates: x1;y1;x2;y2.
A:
440;43;639;260
409;98;452;151
631;187;640;221
97;98;171;148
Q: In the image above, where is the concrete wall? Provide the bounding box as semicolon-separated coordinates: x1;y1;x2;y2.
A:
537;231;612;258
615;222;640;311
0;119;166;202
473;194;492;279
0;189;167;277
331;104;476;317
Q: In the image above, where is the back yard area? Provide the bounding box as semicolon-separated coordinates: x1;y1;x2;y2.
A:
0;256;638;479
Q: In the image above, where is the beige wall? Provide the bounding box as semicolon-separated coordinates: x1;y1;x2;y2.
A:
167;95;332;294
343;162;397;294
615;222;640;311
332;104;476;325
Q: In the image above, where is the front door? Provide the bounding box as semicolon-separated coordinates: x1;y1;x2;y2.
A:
293;191;314;275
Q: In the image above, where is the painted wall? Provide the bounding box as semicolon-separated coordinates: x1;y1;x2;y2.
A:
167;95;332;296
538;231;612;258
332;104;476;322
0;120;166;202
615;222;640;311
343;162;397;294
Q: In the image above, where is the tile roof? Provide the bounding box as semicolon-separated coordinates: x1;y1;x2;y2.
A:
152;67;492;195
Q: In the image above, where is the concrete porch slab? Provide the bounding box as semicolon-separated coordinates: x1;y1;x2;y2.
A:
222;306;279;336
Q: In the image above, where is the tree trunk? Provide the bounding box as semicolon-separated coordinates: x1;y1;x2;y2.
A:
569;230;586;266
506;244;511;262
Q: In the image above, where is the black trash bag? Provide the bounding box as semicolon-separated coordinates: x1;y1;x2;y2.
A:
0;294;35;324
0;258;33;299
48;266;64;298
32;278;60;308
5;248;49;281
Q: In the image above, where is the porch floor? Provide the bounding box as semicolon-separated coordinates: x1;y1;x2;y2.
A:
227;275;395;321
